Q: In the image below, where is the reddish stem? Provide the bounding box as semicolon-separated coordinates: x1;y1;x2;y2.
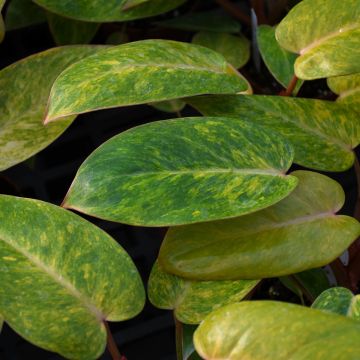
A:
279;75;298;96
104;321;127;360
215;0;251;26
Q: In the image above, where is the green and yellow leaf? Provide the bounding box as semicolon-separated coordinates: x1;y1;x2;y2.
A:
45;40;251;123
159;171;360;280
148;262;259;324
327;73;360;104
62;117;297;226
0;195;145;360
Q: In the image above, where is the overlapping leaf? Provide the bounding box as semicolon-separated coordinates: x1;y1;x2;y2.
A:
148;262;259;324
257;25;303;93
33;0;186;22
312;287;360;320
47;13;99;45
276;0;360;79
150;99;186;114
194;301;360;359
188;95;359;171
0;195;145;360
62;117;297;226
0;46;105;171
155;10;241;33
192;32;249;69
328;73;360;104
45;40;251;123
159;171;360;280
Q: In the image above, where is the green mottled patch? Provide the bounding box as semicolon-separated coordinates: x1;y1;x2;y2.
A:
0;46;104;171
155;10;241;33
5;0;46;30
188;95;359;171
194;301;360;360
160;171;360;280
328;73;360;104
192;31;249;69
47;13;99;45
149;99;185;114
0;195;145;360
148;262;259;324
276;0;360;79
33;0;186;22
45;40;251;123
312;287;360;320
257;25;303;94
63;117;297;226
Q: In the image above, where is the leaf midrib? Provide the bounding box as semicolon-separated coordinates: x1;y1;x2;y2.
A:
0;234;104;322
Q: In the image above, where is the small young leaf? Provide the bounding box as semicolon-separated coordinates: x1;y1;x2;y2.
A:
0;46;104;171
33;0;186;22
155;10;241;33
327;73;360;104
276;0;360;79
257;25;303;93
149;99;186;114
148;262;259;324
188;95;359;172
312;287;360;320
159;171;360;279
45;40;251;123
62;117;297;226
192;32;250;69
0;195;145;360
47;13;99;45
194;301;360;359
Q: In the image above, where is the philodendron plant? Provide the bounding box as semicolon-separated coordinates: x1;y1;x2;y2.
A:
0;0;360;359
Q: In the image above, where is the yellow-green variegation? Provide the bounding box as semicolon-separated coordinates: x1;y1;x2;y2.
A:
159;171;360;280
327;73;360;104
312;287;360;320
276;0;360;79
0;195;145;360
188;95;359;172
148;262;259;324
194;301;360;360
62;117;297;226
0;46;104;171
44;40;251;123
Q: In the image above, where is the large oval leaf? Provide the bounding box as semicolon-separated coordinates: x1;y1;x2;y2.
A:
148;261;259;324
312;287;360;320
44;40;251;123
192;32;250;69
257;25;303;94
0;195;145;360
0;46;104;171
63;117;297;226
159;171;360;279
188;95;359;172
33;0;186;22
276;0;360;79
194;301;360;360
327;73;360;104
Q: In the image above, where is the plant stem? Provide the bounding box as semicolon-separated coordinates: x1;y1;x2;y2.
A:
104;321;127;360
279;75;298;96
215;0;251;26
174;313;183;360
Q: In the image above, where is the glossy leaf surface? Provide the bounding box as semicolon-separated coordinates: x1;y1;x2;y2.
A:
5;0;46;30
45;40;250;123
155;10;241;33
328;73;360;104
257;25;302;93
63;117;297;226
33;0;186;22
148;262;259;324
160;171;360;279
192;32;249;69
47;13;99;45
312;287;360;320
189;95;359;171
194;301;360;360
276;0;360;79
0;195;145;359
0;46;103;171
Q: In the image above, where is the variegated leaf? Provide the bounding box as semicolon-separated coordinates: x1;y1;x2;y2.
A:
327;73;360;104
